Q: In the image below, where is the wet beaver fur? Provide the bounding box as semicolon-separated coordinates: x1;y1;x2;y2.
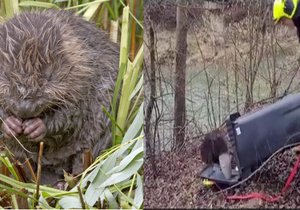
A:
200;130;228;164
0;9;119;184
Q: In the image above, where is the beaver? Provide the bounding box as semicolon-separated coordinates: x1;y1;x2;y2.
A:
200;129;233;179
200;130;228;164
0;9;119;185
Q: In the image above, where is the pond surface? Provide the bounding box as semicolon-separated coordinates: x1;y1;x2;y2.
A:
152;53;300;151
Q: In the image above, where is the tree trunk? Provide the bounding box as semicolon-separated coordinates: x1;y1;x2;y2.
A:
173;0;187;149
145;21;158;176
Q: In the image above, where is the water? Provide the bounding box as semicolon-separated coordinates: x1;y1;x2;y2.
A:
153;52;300;151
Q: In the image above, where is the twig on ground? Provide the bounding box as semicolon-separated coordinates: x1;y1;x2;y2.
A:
34;142;44;207
25;158;37;182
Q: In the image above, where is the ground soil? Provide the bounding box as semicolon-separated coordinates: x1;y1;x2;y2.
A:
144;137;300;209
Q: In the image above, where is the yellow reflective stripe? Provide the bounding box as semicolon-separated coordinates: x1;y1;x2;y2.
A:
290;0;299;17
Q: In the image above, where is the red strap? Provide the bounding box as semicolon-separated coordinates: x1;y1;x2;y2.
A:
227;154;300;202
281;154;300;193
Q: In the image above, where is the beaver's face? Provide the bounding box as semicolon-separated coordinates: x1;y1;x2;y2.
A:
0;36;68;119
0;62;65;119
0;12;95;119
0;15;70;119
6;80;50;119
0;58;75;119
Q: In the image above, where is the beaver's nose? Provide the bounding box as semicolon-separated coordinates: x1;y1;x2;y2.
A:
11;100;36;119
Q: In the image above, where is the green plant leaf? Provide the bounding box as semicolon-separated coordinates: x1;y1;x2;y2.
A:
133;174;143;209
102;106;125;137
103;2;115;20
82;0;109;21
65;0;107;10
81;164;102;187
84;184;104;207
107;144;143;175
104;188;119;209
130;74;143;100
122;103;143;143
0;156;19;180
58;196;82;209
132;135;143;152
85;139;137;187
99;159;143;188
38;194;53;209
4;0;18;18
11;194;18;209
54;0;68;3
129;45;144;93
81;138;138;206
18;1;60;9
115;6;130;144
75;5;89;15
111;62;126;145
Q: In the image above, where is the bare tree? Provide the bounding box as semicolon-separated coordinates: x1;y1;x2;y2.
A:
144;5;159;176
173;0;188;149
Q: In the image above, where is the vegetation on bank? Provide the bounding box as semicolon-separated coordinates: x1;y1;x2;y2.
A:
0;0;143;209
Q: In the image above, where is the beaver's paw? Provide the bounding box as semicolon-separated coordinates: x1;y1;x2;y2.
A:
23;118;47;142
1;116;23;139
